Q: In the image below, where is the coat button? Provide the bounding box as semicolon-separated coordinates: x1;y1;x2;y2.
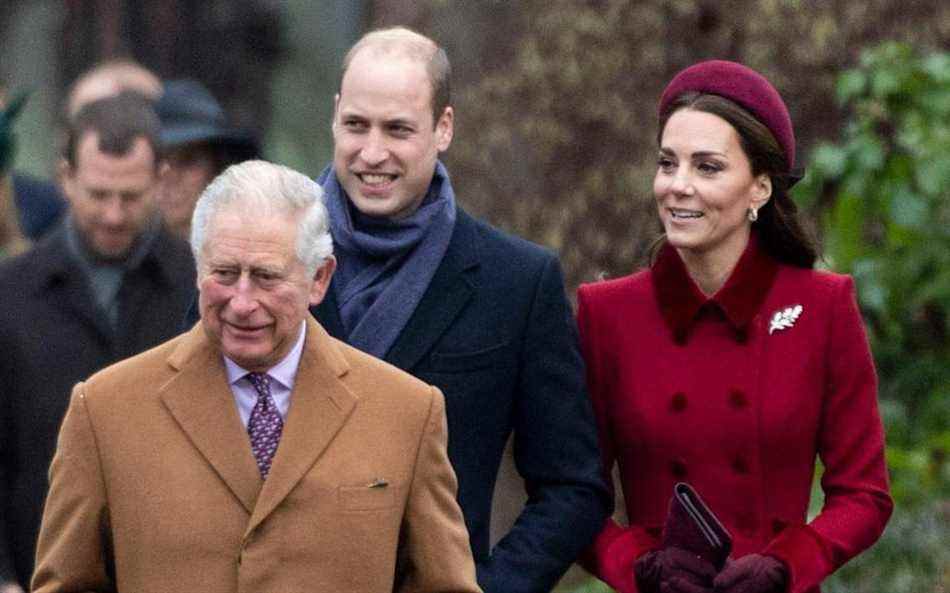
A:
731;455;750;474
771;519;787;534
670;392;688;412
670;458;688;479
729;389;748;409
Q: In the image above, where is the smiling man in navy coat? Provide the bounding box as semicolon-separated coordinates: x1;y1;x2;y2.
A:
314;27;611;593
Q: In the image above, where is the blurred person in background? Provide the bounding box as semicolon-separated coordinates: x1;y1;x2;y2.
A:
577;60;892;593
0;92;195;593
0;89;30;258
0;89;63;253
2;58;163;252
64;57;162;120
154;79;260;240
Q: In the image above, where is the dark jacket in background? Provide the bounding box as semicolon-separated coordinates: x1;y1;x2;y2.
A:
12;173;65;240
0;222;196;587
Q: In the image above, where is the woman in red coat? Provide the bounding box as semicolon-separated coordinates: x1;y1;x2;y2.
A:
578;61;892;593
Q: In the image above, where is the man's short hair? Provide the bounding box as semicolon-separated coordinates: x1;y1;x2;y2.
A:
190;160;333;276
64;92;162;169
340;27;451;123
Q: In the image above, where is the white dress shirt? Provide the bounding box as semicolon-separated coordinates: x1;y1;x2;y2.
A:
223;322;306;427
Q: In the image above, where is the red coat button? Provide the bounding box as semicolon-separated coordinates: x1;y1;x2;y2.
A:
670;459;688;479
732;456;750;474
729;389;748;409
671;392;688;412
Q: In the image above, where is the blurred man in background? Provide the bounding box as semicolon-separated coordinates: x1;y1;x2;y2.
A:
154;79;259;240
3;58;163;252
0;90;30;258
0;92;195;593
64;57;162;120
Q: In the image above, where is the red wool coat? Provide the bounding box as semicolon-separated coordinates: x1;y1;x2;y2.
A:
577;237;892;593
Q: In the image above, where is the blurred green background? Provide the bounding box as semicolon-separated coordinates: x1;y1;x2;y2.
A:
2;1;948;591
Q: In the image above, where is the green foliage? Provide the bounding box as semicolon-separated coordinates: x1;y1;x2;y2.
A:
823;503;950;592
794;42;950;507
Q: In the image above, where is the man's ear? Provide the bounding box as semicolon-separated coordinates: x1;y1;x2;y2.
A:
57;158;76;205
309;255;337;306
435;106;454;152
331;93;341;132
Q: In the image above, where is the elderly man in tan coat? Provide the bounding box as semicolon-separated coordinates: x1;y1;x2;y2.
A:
32;160;480;593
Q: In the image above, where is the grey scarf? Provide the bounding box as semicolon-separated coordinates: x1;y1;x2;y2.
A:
319;161;457;358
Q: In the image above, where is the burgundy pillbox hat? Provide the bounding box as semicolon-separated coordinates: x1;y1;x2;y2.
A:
658;60;795;172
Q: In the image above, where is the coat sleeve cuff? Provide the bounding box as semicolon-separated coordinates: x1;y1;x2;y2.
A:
580;519;659;593
763;524;834;593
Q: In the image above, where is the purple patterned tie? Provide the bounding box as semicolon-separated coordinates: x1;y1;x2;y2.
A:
246;372;283;479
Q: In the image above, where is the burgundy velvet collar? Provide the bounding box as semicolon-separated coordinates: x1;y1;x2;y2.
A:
652;233;779;344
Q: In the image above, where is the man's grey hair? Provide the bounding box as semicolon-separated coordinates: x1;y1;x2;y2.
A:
190;160;333;276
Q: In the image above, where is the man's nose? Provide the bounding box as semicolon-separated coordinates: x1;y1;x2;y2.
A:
101;196;126;225
359;129;389;166
229;275;259;315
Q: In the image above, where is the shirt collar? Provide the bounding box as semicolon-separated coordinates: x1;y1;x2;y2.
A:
652;232;779;344
223;321;307;389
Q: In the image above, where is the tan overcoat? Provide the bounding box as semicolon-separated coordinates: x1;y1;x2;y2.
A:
32;317;480;593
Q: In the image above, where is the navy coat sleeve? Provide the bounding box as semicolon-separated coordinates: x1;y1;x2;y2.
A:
477;254;611;593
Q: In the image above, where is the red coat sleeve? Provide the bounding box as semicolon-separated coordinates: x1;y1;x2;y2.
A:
764;276;893;592
576;286;659;593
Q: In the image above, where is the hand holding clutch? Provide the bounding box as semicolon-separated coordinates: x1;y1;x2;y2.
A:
634;483;734;593
663;483;733;571
634;547;716;593
713;554;787;593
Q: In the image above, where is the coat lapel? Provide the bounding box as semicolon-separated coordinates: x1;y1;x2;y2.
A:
384;211;479;371
246;318;358;534
159;326;262;514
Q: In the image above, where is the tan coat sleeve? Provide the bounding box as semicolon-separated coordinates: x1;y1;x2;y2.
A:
32;384;114;593
395;387;481;593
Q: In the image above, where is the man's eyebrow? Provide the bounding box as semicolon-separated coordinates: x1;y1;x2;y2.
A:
251;262;288;274
385;116;416;126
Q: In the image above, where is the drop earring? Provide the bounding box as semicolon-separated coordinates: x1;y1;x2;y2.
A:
748;206;758;222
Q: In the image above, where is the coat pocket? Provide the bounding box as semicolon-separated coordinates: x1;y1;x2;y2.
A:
426;341;510;373
338;483;397;511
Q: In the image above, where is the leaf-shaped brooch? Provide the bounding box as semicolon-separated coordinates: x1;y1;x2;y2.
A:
769;304;803;335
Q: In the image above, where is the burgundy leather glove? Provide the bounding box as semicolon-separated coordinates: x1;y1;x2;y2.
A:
713;554;787;593
635;547;716;593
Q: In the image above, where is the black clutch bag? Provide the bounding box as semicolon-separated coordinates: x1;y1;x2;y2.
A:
661;482;732;570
